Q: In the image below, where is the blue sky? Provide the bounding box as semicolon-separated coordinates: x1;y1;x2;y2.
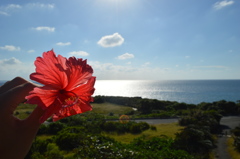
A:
0;0;239;80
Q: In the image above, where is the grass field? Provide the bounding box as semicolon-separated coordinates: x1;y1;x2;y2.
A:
15;102;134;119
16;102;181;144
14;103;37;119
105;122;183;144
227;137;240;159
91;102;134;115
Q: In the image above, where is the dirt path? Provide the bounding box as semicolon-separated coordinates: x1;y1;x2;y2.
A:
215;136;232;159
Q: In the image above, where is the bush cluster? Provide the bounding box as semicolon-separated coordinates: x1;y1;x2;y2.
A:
102;121;150;134
232;126;240;152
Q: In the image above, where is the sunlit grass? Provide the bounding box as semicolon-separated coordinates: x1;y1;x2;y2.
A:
14;103;36;119
106;122;183;144
227;137;240;159
91;102;133;115
37;135;53;140
15;102;133;119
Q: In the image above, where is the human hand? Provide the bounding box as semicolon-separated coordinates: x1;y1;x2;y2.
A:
0;77;44;159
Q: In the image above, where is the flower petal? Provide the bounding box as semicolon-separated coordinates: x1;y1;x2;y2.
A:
30;50;68;89
73;76;96;102
65;57;93;91
26;86;59;109
52;102;92;121
27;50;96;123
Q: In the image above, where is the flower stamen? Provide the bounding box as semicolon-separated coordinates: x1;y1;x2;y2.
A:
57;91;79;108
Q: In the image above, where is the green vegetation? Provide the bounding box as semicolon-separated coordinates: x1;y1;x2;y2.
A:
14;96;240;159
231;125;240;158
91;102;133;116
14;103;37;119
107;123;182;144
25;114;193;159
227;137;240;159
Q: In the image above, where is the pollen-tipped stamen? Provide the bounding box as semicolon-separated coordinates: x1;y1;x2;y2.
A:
57;91;79;108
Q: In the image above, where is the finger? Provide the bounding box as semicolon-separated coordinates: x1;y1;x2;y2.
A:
24;106;45;125
0;77;29;94
0;82;36;114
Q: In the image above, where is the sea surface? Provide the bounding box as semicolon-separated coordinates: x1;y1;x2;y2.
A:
94;80;240;104
1;80;240;104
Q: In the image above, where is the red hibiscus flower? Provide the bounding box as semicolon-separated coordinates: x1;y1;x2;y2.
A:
26;50;96;123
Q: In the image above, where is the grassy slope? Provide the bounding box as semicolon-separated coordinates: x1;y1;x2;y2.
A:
16;102;181;144
91;102;133;115
227;137;240;159
106;122;183;144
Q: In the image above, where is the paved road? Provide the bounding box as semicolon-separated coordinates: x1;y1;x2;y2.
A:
133;116;240;126
220;116;240;132
133;118;179;124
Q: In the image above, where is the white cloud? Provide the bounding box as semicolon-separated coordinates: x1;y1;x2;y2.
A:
56;42;71;46
0;11;9;16
194;65;228;69
32;26;55;32
69;51;89;56
0;4;21;16
117;53;134;60
0;45;20;51
26;3;55;9
142;62;150;67
0;57;21;65
5;4;22;10
0;61;35;80
0;3;54;16
213;0;234;10
89;61;170;80
28;50;35;53
97;33;124;47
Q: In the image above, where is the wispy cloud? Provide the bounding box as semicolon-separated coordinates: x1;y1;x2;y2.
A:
0;57;21;65
68;51;89;56
27;50;35;53
0;3;54;16
32;26;55;32
0;45;20;51
213;0;234;10
0;4;22;16
56;42;71;46
26;3;55;9
0;11;9;16
194;65;228;69
117;53;134;60
89;61;170;80
142;62;150;67
97;33;124;47
5;4;22;10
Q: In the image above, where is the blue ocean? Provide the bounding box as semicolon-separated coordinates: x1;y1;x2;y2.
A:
94;80;240;104
1;80;240;104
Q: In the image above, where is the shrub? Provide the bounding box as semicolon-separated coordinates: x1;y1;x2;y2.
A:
233;136;240;152
103;121;117;132
137;122;150;131
150;125;157;131
55;127;86;151
130;124;142;134
47;122;66;135
37;124;48;135
45;143;64;159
